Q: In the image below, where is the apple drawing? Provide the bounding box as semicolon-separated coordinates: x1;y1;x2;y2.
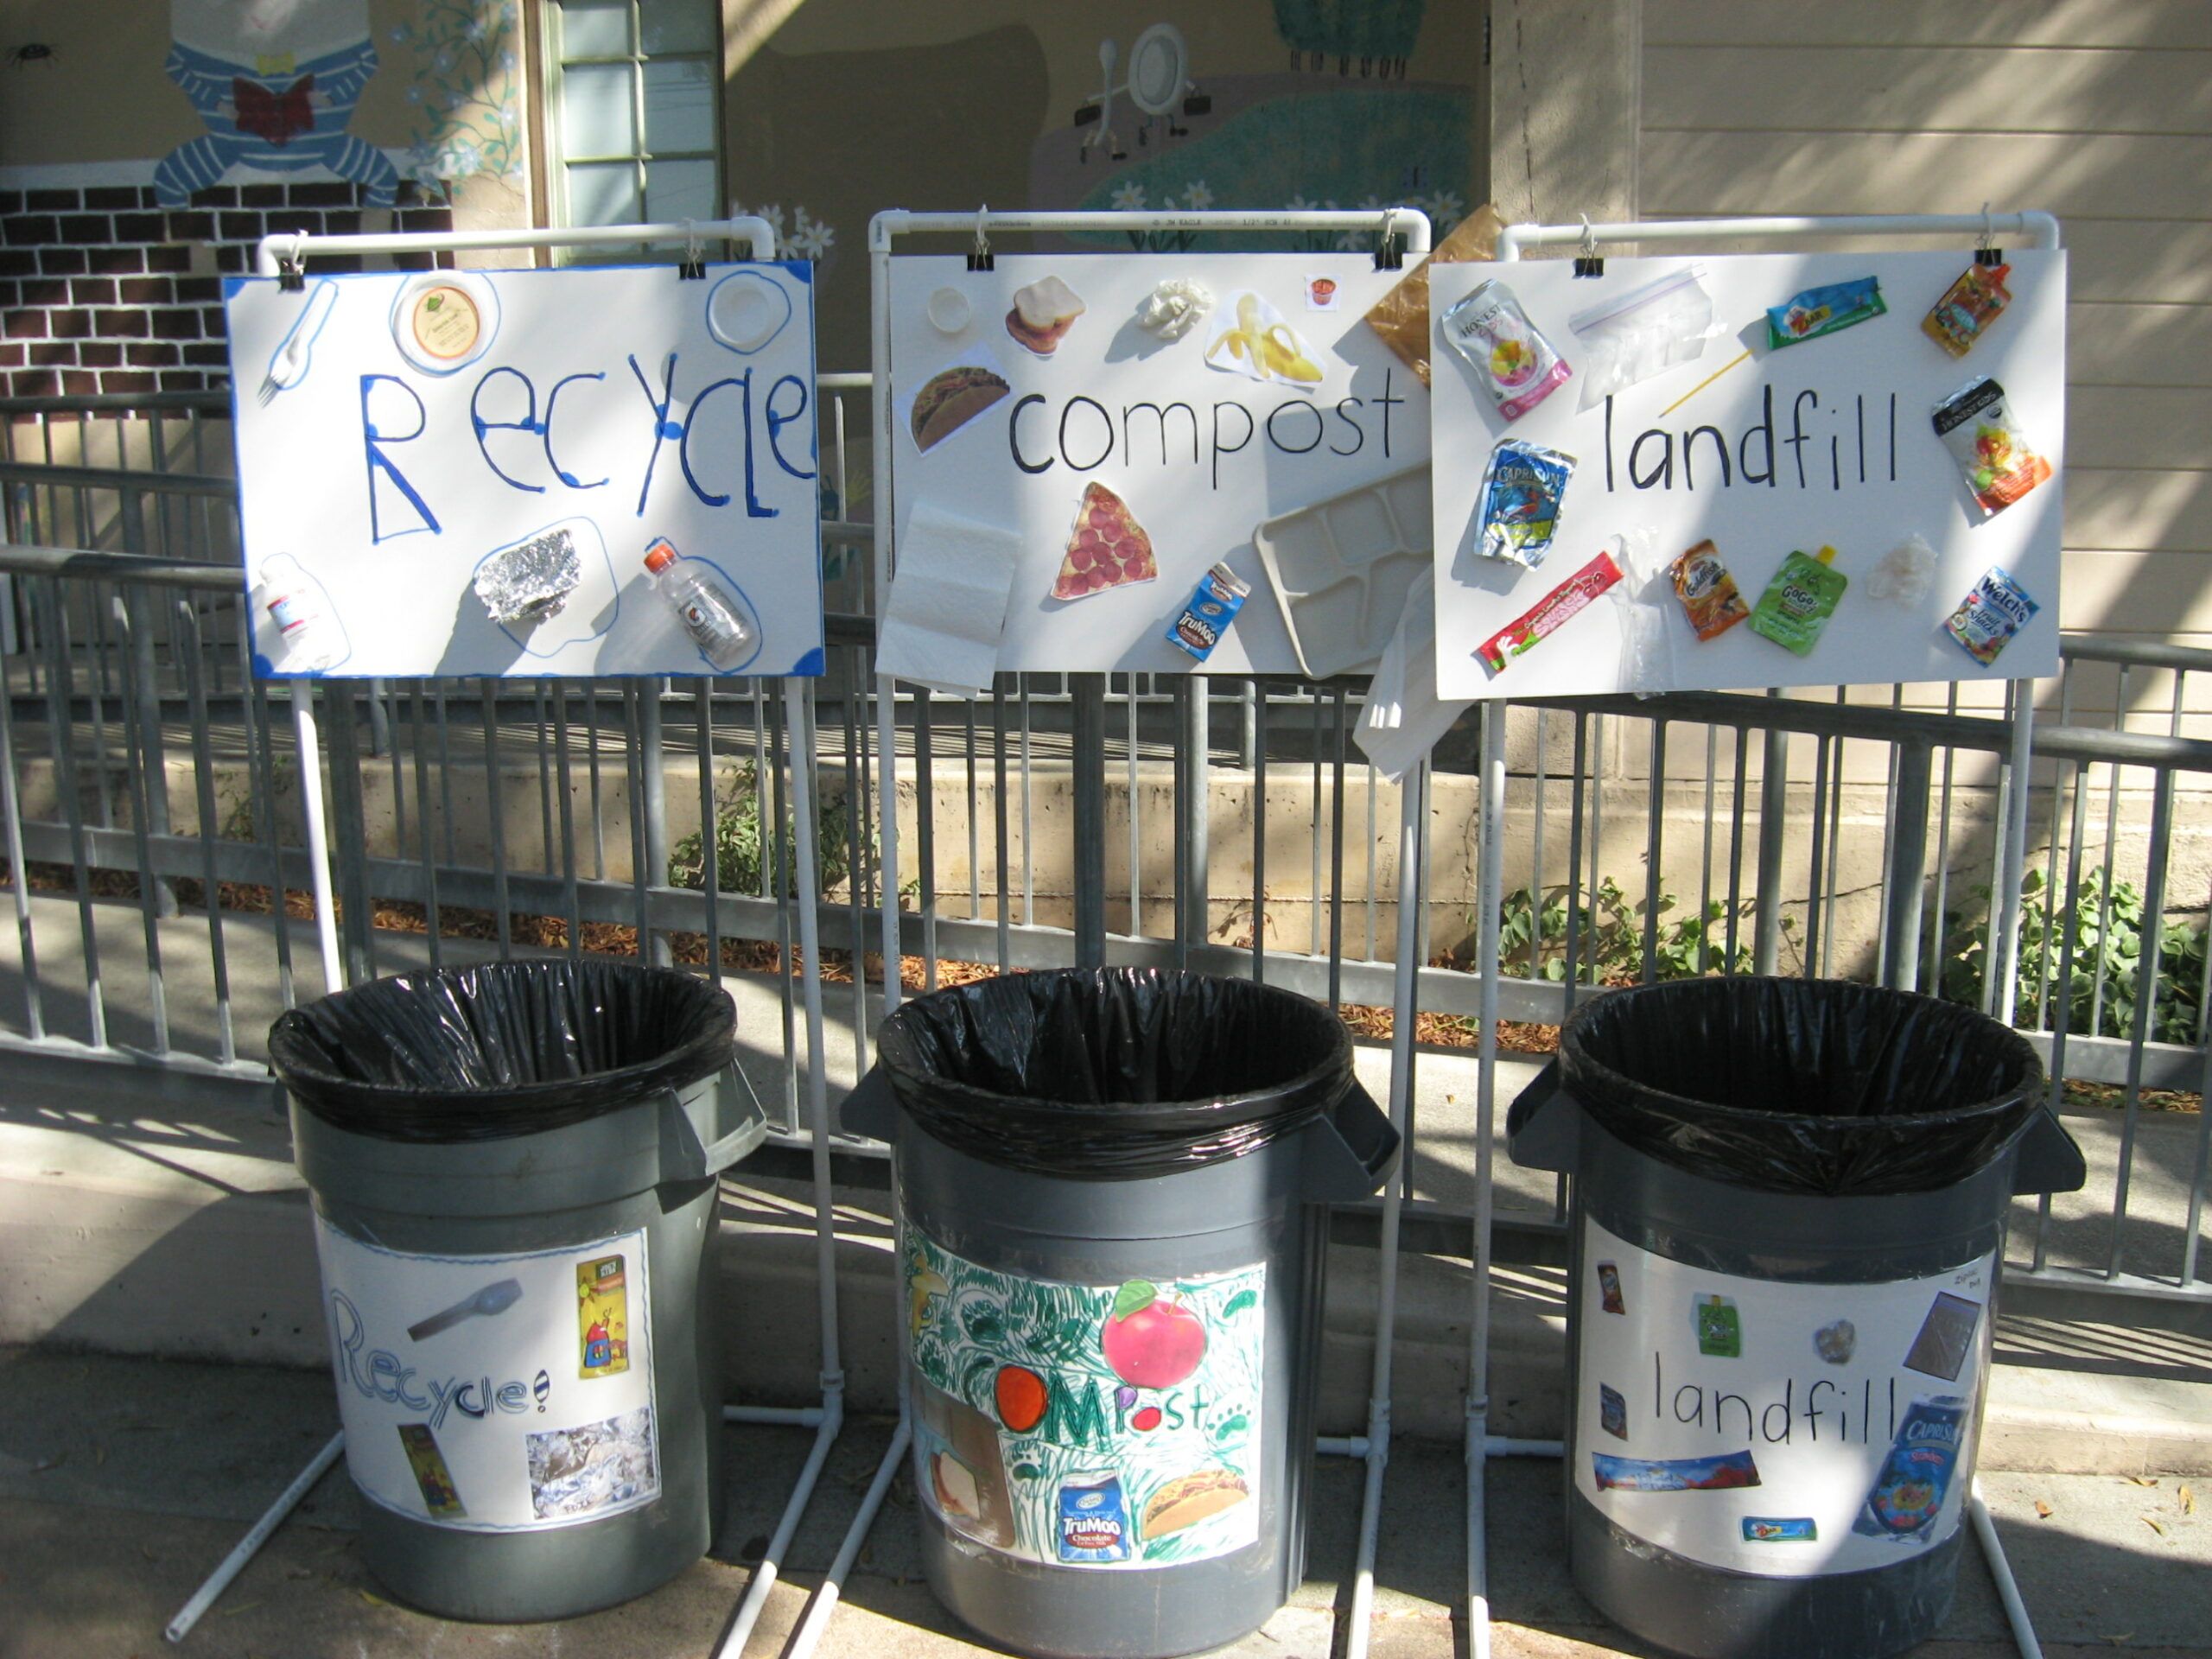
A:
1102;1280;1206;1389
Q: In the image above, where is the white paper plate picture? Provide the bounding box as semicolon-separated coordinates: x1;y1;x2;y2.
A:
706;270;793;354
387;270;500;377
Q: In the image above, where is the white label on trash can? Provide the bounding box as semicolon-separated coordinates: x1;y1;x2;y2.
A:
311;1216;660;1533
901;1228;1266;1569
1573;1216;1993;1575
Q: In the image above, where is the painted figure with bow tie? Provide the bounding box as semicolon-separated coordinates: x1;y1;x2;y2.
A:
156;0;399;208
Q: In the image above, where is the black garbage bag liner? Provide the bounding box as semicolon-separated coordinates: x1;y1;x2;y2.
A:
268;960;735;1143
872;967;1360;1178
1548;976;2045;1195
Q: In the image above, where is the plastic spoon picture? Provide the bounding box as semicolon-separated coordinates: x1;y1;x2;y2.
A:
258;278;340;407
406;1278;524;1343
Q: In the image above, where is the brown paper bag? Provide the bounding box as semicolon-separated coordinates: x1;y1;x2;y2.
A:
1362;203;1504;388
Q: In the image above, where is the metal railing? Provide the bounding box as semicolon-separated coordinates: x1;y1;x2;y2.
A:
3;385;2209;1330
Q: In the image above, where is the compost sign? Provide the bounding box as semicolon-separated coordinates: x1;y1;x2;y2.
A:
1427;250;2067;698
225;261;824;678
884;251;1430;679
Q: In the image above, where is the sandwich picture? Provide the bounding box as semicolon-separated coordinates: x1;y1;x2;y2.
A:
1005;275;1086;358
910;365;1010;454
1140;1466;1250;1540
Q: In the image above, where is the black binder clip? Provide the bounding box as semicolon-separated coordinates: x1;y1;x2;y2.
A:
1974;204;2004;267
966;205;995;272
1372;207;1404;271
276;233;306;292
1571;214;1605;278
677;220;705;280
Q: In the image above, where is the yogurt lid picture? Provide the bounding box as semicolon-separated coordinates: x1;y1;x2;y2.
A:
388;270;499;375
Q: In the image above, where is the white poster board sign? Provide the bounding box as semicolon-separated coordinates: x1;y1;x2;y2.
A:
886;252;1430;677
1427;251;2066;700
226;262;825;678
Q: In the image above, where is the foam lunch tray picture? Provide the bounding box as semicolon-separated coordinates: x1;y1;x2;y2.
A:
1252;466;1433;680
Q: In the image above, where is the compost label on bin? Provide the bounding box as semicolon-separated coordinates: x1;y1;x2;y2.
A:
312;1216;660;1533
902;1229;1265;1569
1574;1216;1993;1575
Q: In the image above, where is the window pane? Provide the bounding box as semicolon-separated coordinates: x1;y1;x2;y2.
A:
645;158;718;225
561;62;637;158
560;0;632;59
643;58;715;154
568;162;641;226
639;0;715;54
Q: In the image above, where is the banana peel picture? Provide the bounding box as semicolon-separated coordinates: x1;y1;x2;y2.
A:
1204;290;1325;388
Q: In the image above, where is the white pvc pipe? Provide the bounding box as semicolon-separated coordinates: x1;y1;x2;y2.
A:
1467;707;1507;1659
868;218;905;1020
1498;210;2061;259
783;1416;912;1659
722;1405;827;1427
871;207;1432;255
1990;681;2038;1024
1970;1479;2044;1659
254;216;777;270
713;1398;844;1659
1484;1437;1562;1459
1317;1434;1370;1459
164;1429;344;1643
290;691;343;995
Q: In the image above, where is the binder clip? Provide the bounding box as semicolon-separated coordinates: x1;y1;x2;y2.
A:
1572;214;1605;278
967;205;995;272
1372;207;1404;271
276;233;307;292
677;220;705;281
1974;202;2003;268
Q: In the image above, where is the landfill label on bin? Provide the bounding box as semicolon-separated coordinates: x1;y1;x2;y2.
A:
1573;1216;1993;1576
311;1216;661;1533
902;1228;1266;1570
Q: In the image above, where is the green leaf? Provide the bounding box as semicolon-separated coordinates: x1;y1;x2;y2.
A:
1012;1462;1042;1482
1223;1288;1257;1319
1110;1281;1157;1323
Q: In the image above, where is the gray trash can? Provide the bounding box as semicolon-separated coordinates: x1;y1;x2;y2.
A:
1508;976;2086;1659
270;961;766;1622
842;968;1399;1659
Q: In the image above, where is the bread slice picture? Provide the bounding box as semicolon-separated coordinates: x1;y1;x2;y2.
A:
1005;275;1086;358
1140;1466;1251;1540
910;365;1010;454
1051;481;1157;601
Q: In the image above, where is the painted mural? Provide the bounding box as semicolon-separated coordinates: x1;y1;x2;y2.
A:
391;0;527;193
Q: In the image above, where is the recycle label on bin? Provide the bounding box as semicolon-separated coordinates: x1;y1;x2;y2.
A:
901;1227;1265;1569
311;1216;660;1533
1573;1215;1992;1576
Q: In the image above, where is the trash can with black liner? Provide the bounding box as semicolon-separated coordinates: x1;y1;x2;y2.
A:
269;960;766;1622
841;968;1400;1659
1508;976;2087;1659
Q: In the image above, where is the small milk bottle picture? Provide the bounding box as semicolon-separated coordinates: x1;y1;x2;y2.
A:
251;552;342;672
643;537;758;672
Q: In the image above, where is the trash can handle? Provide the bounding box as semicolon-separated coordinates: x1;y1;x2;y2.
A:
2012;1104;2088;1197
658;1060;770;1182
1504;1060;1578;1173
1300;1077;1402;1202
839;1064;899;1141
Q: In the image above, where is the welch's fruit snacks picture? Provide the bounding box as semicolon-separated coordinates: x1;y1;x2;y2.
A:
902;1230;1266;1569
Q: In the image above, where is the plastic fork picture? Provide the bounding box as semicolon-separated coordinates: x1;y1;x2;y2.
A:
258;277;340;406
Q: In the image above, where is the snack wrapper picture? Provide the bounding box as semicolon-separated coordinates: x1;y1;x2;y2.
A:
903;1232;1266;1568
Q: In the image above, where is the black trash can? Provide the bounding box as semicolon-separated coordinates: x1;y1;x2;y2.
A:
1508;976;2085;1659
270;961;767;1621
842;968;1399;1659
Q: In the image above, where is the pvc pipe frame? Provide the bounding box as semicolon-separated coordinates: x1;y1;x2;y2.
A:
175;223;861;1656
1478;213;2063;1659
862;207;1433;1659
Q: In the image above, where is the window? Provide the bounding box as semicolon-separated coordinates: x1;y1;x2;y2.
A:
546;0;721;235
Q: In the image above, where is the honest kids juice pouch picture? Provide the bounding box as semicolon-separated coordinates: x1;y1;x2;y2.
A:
1440;279;1572;422
1749;546;1847;658
577;1253;630;1379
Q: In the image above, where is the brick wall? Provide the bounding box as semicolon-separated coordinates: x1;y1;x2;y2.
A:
1;181;458;400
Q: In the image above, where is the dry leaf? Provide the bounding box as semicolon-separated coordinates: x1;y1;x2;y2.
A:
2034;1499;2053;1519
29;1453;64;1472
359;1589;391;1609
219;1599;264;1618
2105;1635;2133;1645
2128;1475;2159;1487
2181;1484;2196;1516
92;1445;107;1466
2144;1515;2167;1536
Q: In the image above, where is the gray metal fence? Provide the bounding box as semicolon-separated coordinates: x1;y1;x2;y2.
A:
3;388;2209;1328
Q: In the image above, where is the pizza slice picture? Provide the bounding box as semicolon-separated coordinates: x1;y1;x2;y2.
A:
1051;481;1159;602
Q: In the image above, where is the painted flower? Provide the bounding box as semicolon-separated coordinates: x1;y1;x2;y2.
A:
1180;178;1215;210
406;84;425;104
791;219;834;261
1109;180;1147;211
1424;188;1465;229
500;50;518;75
390;23;411;44
1283;193;1319;213
463;18;488;41
751;203;788;235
